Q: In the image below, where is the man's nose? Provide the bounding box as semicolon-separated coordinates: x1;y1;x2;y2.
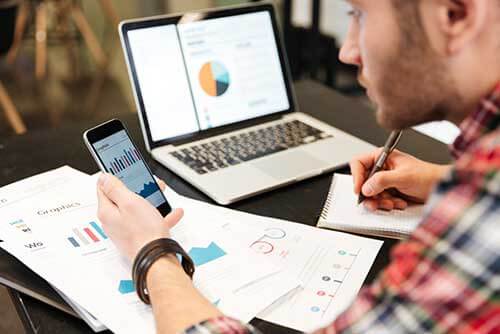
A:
339;40;362;67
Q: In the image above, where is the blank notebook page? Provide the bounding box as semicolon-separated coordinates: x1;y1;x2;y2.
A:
317;174;425;239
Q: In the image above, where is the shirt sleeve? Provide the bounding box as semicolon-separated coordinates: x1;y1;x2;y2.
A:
313;145;500;333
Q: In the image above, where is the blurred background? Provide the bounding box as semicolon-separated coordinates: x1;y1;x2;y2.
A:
0;1;459;332
0;2;359;331
0;0;363;139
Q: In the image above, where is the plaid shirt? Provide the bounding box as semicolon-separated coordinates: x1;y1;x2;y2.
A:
183;83;500;334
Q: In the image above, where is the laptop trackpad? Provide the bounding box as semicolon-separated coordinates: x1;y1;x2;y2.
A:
252;151;329;180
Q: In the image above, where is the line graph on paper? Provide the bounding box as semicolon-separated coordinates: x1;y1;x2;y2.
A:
246;226;365;330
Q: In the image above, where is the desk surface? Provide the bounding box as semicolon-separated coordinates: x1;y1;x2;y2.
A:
0;80;451;334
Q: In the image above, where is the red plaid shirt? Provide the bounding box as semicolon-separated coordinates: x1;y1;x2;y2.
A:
183;83;500;334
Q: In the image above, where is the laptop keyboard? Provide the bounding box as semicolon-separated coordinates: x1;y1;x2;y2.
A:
169;120;332;175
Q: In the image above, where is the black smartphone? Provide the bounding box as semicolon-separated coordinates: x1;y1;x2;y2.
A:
83;119;172;216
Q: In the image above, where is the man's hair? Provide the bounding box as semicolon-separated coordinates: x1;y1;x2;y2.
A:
392;0;500;49
390;0;426;47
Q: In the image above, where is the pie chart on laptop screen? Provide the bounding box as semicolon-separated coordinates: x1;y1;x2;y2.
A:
199;61;230;97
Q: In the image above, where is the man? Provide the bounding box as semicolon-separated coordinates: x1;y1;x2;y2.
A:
96;0;500;333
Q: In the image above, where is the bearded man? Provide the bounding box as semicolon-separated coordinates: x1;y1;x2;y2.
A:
96;1;500;333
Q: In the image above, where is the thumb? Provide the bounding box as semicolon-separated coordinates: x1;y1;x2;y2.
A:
98;173;133;206
361;170;400;197
163;208;184;229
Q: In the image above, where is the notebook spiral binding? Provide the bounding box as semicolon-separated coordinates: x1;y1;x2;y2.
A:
319;175;336;221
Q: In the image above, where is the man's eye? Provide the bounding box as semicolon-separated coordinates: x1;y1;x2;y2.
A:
347;9;362;19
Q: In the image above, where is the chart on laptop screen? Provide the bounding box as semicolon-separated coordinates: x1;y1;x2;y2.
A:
127;10;291;142
199;61;231;97
178;11;290;130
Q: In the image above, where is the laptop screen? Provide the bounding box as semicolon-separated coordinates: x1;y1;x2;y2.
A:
126;10;291;143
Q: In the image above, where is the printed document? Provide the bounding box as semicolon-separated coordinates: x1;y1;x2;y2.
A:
0;168;295;332
163;186;383;332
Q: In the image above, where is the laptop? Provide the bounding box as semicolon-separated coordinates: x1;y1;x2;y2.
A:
119;3;374;205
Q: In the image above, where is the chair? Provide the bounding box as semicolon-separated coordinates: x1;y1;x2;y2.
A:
6;0;119;80
0;1;27;134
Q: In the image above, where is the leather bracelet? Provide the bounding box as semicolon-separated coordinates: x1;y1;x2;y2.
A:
132;238;195;305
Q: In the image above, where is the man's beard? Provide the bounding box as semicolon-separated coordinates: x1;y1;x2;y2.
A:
373;32;463;130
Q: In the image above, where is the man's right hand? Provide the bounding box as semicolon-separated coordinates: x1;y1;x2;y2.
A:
350;149;451;211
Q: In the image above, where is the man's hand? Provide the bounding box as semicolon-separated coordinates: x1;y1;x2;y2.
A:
96;174;222;333
350;149;451;211
96;173;183;261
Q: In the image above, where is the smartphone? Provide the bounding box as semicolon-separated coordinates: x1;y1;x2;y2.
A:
83;119;172;216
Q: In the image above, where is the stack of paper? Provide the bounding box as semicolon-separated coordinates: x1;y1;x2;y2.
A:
0;167;383;333
163;188;383;332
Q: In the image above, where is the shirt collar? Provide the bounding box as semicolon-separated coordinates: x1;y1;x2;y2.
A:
451;83;500;159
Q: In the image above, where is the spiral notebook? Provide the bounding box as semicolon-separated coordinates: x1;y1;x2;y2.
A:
317;174;425;239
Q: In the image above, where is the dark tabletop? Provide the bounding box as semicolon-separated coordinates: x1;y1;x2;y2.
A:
0;80;452;334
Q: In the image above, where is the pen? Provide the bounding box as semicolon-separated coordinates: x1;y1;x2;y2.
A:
357;130;403;205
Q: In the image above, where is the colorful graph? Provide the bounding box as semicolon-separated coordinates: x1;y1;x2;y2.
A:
118;280;135;294
199;61;230;97
107;148;142;175
67;221;107;248
188;242;226;266
250;228;287;255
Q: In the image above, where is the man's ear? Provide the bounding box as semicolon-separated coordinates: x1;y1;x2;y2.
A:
435;0;488;54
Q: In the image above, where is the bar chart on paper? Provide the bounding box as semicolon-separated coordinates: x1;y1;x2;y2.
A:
67;221;107;248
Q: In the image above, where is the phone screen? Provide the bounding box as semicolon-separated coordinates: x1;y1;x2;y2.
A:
91;129;170;211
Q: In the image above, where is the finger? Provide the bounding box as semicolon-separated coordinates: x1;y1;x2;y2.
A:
361;170;401;198
349;160;368;195
98;173;134;206
376;193;409;210
363;197;396;211
349;148;383;194
153;175;167;192
393;198;408;210
378;199;395;211
96;187;120;223
379;191;392;199
163;208;184;229
363;199;380;211
157;180;167;192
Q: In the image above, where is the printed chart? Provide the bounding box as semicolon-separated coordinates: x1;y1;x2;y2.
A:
218;215;382;333
189;242;226;266
67;221;107;248
118;280;135;295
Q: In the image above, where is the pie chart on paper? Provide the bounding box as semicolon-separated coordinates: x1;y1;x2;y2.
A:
199;61;230;97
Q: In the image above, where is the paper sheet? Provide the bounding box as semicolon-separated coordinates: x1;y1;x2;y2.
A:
318;174;425;239
0;166;106;331
163;187;383;332
0;169;293;332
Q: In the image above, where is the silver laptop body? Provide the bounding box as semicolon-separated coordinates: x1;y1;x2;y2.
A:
119;3;374;205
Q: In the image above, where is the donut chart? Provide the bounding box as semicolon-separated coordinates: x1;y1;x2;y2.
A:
199;61;230;97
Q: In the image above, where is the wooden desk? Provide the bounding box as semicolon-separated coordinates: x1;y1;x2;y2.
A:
0;80;451;333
